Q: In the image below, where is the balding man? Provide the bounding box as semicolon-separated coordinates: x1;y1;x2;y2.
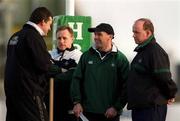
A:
127;18;177;121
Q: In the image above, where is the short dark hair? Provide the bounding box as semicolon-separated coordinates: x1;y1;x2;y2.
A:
136;18;154;34
56;26;74;37
29;7;52;24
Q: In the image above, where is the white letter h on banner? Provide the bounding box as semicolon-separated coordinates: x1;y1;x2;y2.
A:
68;22;83;40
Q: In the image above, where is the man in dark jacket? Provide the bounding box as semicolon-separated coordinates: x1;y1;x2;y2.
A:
127;18;178;121
4;7;52;121
45;26;82;121
71;23;129;121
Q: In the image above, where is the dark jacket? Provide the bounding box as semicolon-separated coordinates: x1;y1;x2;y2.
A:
127;35;177;109
45;47;82;121
4;24;51;97
71;44;129;114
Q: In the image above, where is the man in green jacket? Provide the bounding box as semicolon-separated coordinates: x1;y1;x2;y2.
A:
71;23;129;121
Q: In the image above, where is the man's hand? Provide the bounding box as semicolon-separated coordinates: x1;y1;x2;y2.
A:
105;107;117;118
73;103;83;117
167;98;175;105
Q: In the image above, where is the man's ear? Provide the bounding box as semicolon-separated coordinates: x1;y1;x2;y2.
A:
39;20;45;26
146;30;152;37
109;35;114;39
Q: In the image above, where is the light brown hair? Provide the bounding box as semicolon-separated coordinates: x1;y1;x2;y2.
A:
56;26;74;37
136;18;154;34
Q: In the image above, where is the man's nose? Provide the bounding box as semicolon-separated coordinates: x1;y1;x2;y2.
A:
133;34;136;38
59;39;64;44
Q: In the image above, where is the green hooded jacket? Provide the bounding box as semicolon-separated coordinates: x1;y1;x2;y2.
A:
71;44;129;114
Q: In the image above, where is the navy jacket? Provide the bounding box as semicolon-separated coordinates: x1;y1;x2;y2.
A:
4;24;51;97
127;35;177;109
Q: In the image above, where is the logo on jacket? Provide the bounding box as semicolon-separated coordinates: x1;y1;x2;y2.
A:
111;63;115;67
88;60;93;64
138;59;142;63
9;36;19;45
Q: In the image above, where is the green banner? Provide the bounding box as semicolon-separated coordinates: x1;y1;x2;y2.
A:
53;15;92;52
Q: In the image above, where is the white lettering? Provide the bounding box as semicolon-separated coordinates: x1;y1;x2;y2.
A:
68;22;83;40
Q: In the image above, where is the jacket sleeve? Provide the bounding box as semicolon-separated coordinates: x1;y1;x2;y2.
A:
113;53;129;112
27;32;51;74
70;54;85;104
150;48;177;99
47;64;62;77
49;50;82;82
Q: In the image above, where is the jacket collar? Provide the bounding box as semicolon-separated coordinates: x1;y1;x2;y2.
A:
91;42;118;53
26;21;45;36
90;43;118;60
134;35;155;52
57;44;75;54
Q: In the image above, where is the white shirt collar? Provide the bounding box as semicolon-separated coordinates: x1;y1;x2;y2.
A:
26;21;45;36
92;42;118;52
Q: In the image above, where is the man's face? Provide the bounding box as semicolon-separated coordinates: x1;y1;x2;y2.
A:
94;31;112;51
57;29;73;51
132;21;149;44
41;17;53;36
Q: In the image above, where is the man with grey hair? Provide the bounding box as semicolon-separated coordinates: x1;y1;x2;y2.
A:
45;26;82;121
